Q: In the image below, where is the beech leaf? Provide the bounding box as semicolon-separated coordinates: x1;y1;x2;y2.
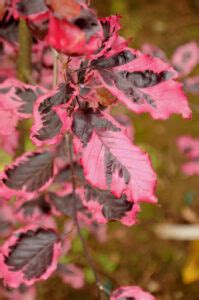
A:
172;42;199;77
48;187;86;217
94;50;191;120
2;151;54;193
16;195;51;222
0;226;61;288
0;78;46;119
83;185;140;226
46;5;102;56
72;109;157;203
31;83;77;146
58;263;84;289
177;136;199;176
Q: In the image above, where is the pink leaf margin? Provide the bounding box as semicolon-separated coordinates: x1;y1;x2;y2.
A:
0;225;61;288
172;41;199;77
1;150;56;197
82;194;141;226
31;84;77;147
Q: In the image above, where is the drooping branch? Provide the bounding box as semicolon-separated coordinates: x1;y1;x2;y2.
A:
52;48;59;88
68;134;110;299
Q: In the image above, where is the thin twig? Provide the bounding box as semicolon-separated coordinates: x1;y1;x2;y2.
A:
52;48;59;88
68;134;109;299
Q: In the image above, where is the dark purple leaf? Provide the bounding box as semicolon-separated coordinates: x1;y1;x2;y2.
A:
0;226;61;288
3;151;54;193
15;0;48;17
48;192;83;217
17;195;51;218
31;83;76;146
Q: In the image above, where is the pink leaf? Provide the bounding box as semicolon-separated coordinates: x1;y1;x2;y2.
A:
93;50;191;119
2;150;55;194
72;109;157;203
0;285;36;300
177;136;199;159
177;135;199;176
27;11;49;40
181;161;199;176
0;126;19;155
58;263;84;289
0;225;61;288
46;8;102;56
0;78;46;119
31;83;77;146
94;15;122;58
0;203;16;237
15;194;51;223
172;42;199;77
82;185;141;226
141;43;167;61
110;285;155;300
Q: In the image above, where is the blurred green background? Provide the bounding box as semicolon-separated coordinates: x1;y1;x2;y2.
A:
37;0;199;299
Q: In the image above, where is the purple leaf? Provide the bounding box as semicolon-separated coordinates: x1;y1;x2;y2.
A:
0;225;61;288
83;185;140;226
177;136;199;176
2;151;54;193
172;41;199;77
14;0;48;18
31;83;77;146
141;43;167;61
72;109;157;203
94;50;191;119
15;195;51;223
0;78;46;119
184;75;199;94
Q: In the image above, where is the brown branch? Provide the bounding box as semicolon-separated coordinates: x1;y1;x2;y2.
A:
15;18;32;158
68;134;110;299
52;48;59;88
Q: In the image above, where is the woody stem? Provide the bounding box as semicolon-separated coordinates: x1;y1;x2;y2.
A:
68;134;109;299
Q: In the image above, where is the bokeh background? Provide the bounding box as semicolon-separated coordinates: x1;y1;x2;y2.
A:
2;1;198;299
